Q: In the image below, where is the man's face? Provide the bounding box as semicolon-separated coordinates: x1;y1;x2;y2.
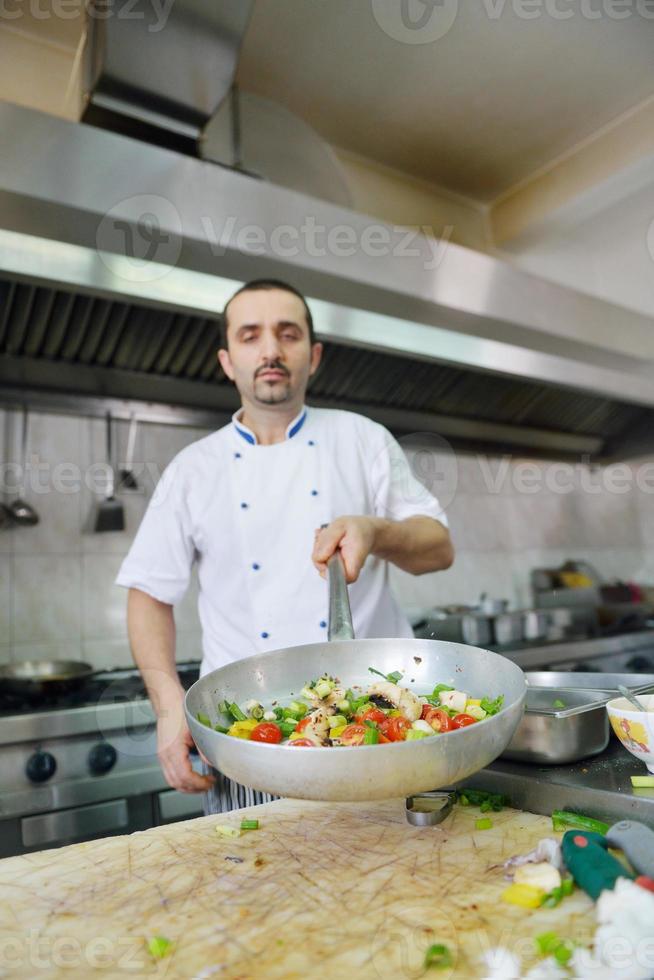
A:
218;289;322;406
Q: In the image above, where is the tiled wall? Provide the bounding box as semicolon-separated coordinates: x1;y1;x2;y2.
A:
0;410;652;668
0;410;220;669
391;448;654;618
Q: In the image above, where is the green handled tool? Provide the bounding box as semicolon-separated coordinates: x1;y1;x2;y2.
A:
562;831;633;901
562;821;654;901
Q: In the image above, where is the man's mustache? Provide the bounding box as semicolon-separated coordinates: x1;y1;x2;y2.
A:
254;362;290;379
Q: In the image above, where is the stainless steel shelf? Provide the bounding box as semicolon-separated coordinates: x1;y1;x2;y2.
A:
498;629;654;670
458;740;654;829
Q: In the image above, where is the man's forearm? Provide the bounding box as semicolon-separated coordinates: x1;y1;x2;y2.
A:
127;588;183;715
371;515;454;575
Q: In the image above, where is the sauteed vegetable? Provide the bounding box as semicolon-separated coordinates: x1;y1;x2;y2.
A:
197;667;504;747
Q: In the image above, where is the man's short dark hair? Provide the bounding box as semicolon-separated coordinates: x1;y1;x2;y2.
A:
220;279;315;347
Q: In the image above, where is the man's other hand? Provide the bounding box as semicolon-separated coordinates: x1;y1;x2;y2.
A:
156;692;215;794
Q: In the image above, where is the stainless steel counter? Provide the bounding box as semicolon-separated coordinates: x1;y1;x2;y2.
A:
459;740;654;829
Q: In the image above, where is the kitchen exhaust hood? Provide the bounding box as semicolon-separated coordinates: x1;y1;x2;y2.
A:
82;0;254;153
1;102;653;459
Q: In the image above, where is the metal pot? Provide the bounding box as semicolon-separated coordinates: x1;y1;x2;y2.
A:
461;614;493;647
421;611;492;647
478;594;509;616
523;609;551;642
493;612;525;646
185;557;526;802
0;660;95;700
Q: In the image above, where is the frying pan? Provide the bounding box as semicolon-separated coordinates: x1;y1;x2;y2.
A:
0;659;96;700
185;557;527;801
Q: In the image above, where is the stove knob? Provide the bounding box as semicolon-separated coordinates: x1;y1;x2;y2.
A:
25;750;57;783
88;742;117;775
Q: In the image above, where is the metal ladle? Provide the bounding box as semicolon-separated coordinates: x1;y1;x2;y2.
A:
618;685;648;712
9;407;39;526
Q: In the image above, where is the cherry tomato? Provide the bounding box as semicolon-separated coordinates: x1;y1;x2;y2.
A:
338;724;367;746
250;722;282;744
451;713;477;729
295;716;312;733
355;705;387;726
423;707;454;733
288;738;317;747
380;716;411;742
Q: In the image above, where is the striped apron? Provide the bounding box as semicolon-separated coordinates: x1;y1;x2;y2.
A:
201;764;278;814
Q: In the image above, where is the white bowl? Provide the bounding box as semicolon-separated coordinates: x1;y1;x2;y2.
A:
606;694;654;774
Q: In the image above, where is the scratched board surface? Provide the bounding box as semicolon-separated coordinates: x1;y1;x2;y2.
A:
0;798;596;979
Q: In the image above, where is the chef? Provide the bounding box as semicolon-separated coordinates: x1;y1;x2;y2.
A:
116;279;453;813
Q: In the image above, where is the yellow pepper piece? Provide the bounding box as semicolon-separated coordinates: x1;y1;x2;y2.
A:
227;719;258;739
501;884;546;908
289;731;308;741
388;709;403;717
330;725;346;738
467;699;481;706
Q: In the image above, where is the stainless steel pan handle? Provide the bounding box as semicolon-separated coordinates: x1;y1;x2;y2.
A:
327;552;355;642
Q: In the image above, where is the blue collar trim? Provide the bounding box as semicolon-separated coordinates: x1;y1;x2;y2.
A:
287;409;307;439
234;422;256;445
232;407;307;445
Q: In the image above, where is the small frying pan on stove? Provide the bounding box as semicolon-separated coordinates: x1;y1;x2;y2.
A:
0;660;96;700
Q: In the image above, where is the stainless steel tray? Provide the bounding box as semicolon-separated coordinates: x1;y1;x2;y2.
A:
525;671;654;694
501;687;610;765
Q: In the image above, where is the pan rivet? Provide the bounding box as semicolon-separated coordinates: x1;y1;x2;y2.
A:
311;489;319;496
320;620;327;628
252;563;260;571
308;440;315;446
260;631;269;639
240;502;248;509
234;452;241;459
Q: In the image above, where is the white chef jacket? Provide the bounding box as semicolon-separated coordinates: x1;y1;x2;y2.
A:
116;406;448;676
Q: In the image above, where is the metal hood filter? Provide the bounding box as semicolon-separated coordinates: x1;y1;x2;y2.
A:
0;103;653;459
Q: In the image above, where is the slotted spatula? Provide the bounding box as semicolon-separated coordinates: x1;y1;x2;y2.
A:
93;411;125;533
